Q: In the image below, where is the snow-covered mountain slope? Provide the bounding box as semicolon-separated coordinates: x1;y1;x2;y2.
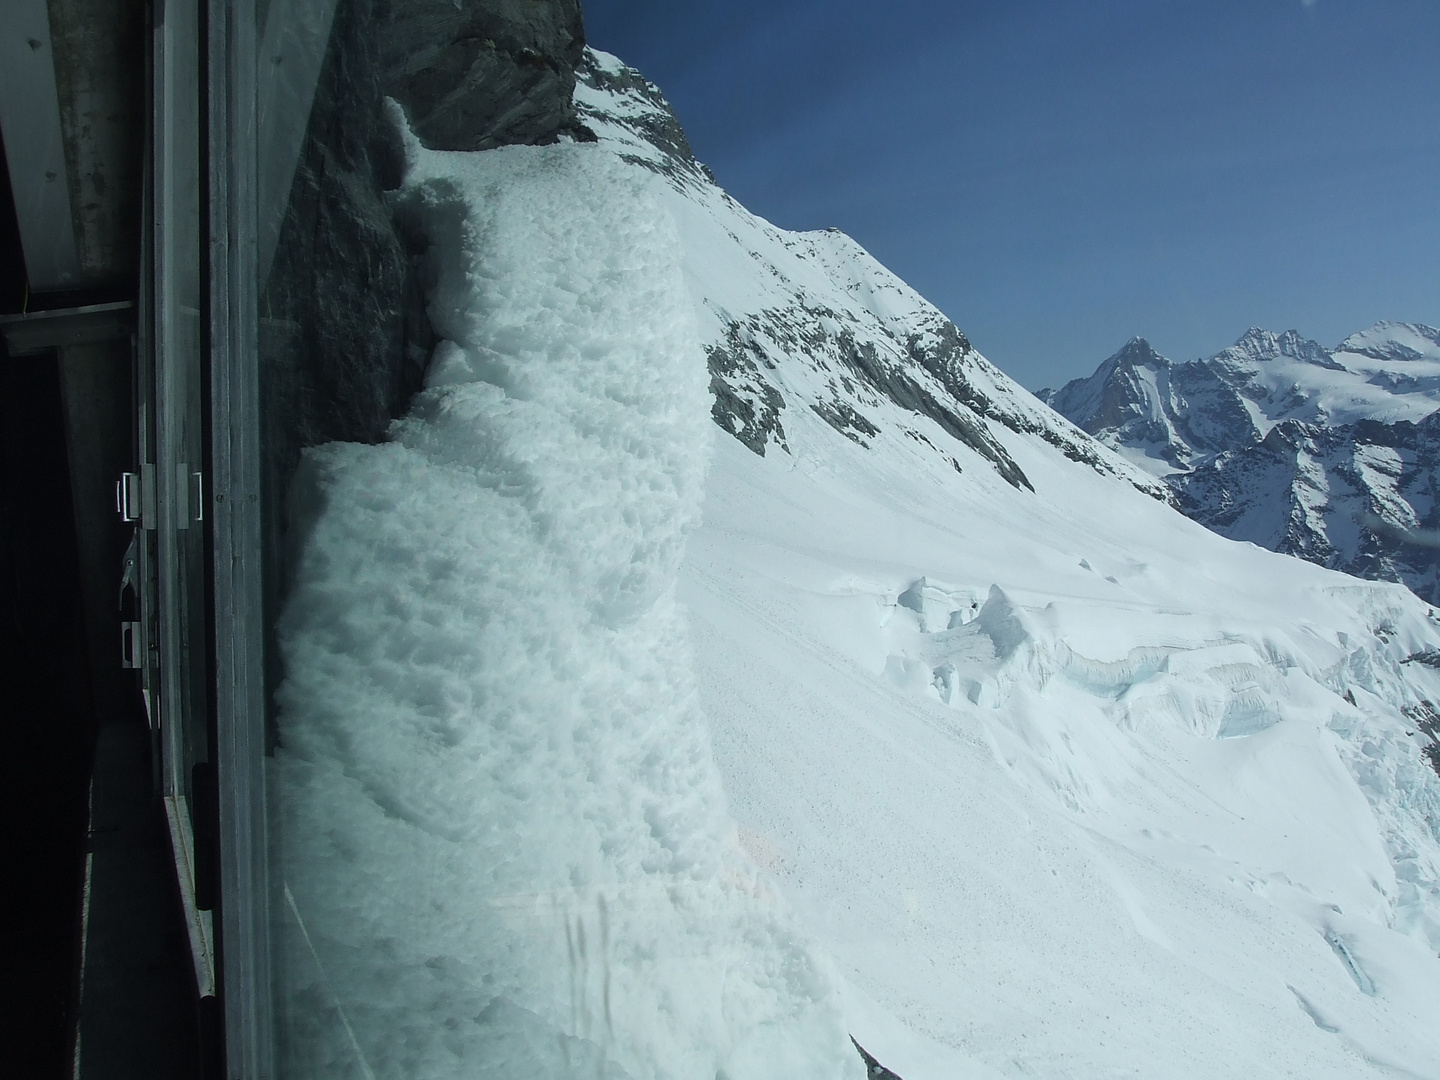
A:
1042;327;1440;602
1222;325;1440;427
581;50;1440;1077
270;48;1440;1080
1045;326;1440;462
574;51;1173;508
685;410;1440;1080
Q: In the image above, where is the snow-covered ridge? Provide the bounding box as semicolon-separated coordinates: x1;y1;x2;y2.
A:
1337;321;1440;365
576;49;1173;506
1043;322;1440;468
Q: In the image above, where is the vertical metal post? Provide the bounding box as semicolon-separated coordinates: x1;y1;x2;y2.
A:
154;0;180;801
209;0;273;1074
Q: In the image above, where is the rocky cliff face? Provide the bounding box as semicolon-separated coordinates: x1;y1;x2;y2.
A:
1041;323;1440;603
380;0;589;152
261;0;589;466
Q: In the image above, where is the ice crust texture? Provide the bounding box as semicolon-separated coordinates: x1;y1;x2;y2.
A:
274;144;859;1080
273;48;1440;1080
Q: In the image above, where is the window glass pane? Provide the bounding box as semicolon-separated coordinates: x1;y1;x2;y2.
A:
250;5;861;1078
226;5;1440;1080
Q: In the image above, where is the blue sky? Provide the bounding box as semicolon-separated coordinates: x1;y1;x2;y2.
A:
581;0;1440;390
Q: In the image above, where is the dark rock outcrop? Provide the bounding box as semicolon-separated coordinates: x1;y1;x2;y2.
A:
1400;701;1440;779
1169;410;1440;602
834;327;1032;490
576;50;1180;503
380;0;590;151
1037;337;1258;473
706;324;790;456
261;0;589;477
851;1037;905;1079
703;301;1034;491
575;49;714;186
261;0;429;469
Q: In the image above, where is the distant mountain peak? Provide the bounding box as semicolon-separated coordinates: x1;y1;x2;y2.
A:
1111;335;1168;367
1042;321;1440;602
1222;326;1338;369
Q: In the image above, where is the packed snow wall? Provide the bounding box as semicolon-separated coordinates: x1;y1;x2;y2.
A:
259;0;592;696
270;139;861;1080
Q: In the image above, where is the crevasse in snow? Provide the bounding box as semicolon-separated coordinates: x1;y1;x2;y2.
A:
271;140;860;1080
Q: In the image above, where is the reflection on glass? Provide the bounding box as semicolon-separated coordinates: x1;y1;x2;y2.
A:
249;5;860;1078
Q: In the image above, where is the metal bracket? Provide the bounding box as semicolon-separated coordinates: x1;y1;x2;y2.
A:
116;472;142;522
116;466;158;528
176;465;205;528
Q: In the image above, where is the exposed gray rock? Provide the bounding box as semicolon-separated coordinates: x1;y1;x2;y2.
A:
574;50;715;186
1037;337;1258;472
703;301;1034;490
380;0;590;152
261;0;428;504
811;398;880;446
935;329;1165;496
575;50;1182;503
261;0;587;466
1400;700;1440;778
1170;410;1440;602
851;1037;905;1080
834;326;1032;490
706;324;789;456
261;0;588;488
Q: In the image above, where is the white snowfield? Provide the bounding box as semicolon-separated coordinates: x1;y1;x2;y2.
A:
271;51;1440;1080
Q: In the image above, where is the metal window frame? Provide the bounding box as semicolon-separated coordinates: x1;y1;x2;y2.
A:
208;0;274;1074
152;0;218;1002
